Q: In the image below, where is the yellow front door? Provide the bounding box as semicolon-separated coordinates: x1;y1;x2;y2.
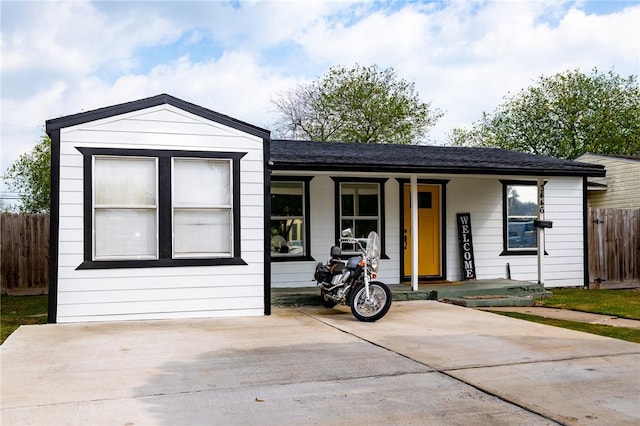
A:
403;184;441;278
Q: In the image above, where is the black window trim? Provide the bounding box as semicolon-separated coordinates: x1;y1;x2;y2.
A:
269;175;314;262
76;147;247;269
500;179;547;256
331;177;389;260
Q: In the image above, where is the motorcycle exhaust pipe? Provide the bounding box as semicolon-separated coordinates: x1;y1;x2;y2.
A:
320;283;342;292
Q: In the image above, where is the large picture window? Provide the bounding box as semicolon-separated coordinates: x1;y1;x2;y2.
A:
502;181;539;254
270;177;312;260
78;147;246;269
332;178;387;256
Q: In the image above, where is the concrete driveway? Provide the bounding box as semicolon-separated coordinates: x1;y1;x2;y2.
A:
2;301;639;425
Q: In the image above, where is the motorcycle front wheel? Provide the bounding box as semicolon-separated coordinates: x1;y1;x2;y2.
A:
349;281;392;322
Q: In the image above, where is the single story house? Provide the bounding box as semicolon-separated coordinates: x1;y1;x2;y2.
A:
46;94;605;323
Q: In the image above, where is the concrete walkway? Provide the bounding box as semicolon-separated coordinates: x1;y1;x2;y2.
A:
478;306;640;329
2;301;639;425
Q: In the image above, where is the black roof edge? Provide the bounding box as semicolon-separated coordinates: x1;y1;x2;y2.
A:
271;163;607;177
45;93;270;139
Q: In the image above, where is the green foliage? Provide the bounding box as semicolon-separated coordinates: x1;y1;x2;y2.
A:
3;135;51;213
450;68;640;159
273;64;443;144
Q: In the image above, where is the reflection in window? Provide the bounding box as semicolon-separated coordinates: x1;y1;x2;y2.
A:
505;183;538;250
271;182;305;256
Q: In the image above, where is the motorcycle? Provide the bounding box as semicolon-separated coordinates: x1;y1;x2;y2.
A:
313;229;392;322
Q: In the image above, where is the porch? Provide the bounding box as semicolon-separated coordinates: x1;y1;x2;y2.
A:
271;278;551;308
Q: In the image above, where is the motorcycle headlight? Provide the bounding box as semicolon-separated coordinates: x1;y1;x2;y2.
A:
370;258;378;272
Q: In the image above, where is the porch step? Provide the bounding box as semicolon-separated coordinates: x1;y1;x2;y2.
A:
441;295;536;308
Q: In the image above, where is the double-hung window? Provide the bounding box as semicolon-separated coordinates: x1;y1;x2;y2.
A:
173;158;232;258
270;176;312;260
78;147;246;269
502;181;539;253
333;178;387;256
93;156;158;260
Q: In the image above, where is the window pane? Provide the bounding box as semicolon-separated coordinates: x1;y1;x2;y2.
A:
337;220;352;252
358;194;378;216
95;157;156;206
507;219;537;249
341;193;354;216
174;209;231;257
354;219;378;239
339;219;353;233
507;185;538;217
341;184;378;216
270;219;304;255
271;182;303;217
339;183;381;252
506;184;538;250
95;209;157;259
418;192;432;209
174;159;230;206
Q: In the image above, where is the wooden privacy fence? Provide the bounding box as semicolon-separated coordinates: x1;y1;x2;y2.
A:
588;208;640;288
0;213;49;294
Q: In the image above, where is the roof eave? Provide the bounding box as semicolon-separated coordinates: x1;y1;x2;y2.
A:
270;162;606;177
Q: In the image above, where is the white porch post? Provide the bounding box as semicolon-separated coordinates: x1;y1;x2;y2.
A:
537;178;545;286
411;175;419;291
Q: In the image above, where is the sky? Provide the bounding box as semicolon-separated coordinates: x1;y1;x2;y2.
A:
1;0;639;204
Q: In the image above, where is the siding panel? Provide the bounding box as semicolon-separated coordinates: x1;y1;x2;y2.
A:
55;104;266;322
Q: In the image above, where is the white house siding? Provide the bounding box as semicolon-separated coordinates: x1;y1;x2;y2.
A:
272;173;586;289
56;105;265;322
445;176;586;288
577;154;640;209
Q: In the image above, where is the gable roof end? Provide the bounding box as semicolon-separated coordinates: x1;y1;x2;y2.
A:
45;93;270;139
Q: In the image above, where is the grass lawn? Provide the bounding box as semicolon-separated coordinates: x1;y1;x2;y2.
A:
490;311;640;343
1;295;48;344
489;288;640;344
536;288;640;320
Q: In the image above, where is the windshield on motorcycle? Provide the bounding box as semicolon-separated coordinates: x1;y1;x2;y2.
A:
365;231;381;272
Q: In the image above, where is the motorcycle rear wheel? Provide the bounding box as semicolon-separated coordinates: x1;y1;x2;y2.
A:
349;281;392;322
320;289;337;308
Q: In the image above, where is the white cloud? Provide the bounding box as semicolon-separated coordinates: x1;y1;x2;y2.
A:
1;0;638;198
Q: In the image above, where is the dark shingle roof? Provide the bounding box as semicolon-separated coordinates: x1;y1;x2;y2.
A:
271;139;606;177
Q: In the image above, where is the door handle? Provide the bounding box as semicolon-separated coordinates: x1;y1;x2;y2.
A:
404;229;407;250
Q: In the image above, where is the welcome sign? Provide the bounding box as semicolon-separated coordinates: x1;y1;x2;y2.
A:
457;213;476;280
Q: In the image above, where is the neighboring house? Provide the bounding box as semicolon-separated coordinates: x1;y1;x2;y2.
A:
46;94;605;323
576;153;640;209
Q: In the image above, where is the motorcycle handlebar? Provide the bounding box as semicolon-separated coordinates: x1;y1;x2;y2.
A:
339;237;367;253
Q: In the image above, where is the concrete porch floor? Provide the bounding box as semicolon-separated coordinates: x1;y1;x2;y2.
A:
272;278;551;307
